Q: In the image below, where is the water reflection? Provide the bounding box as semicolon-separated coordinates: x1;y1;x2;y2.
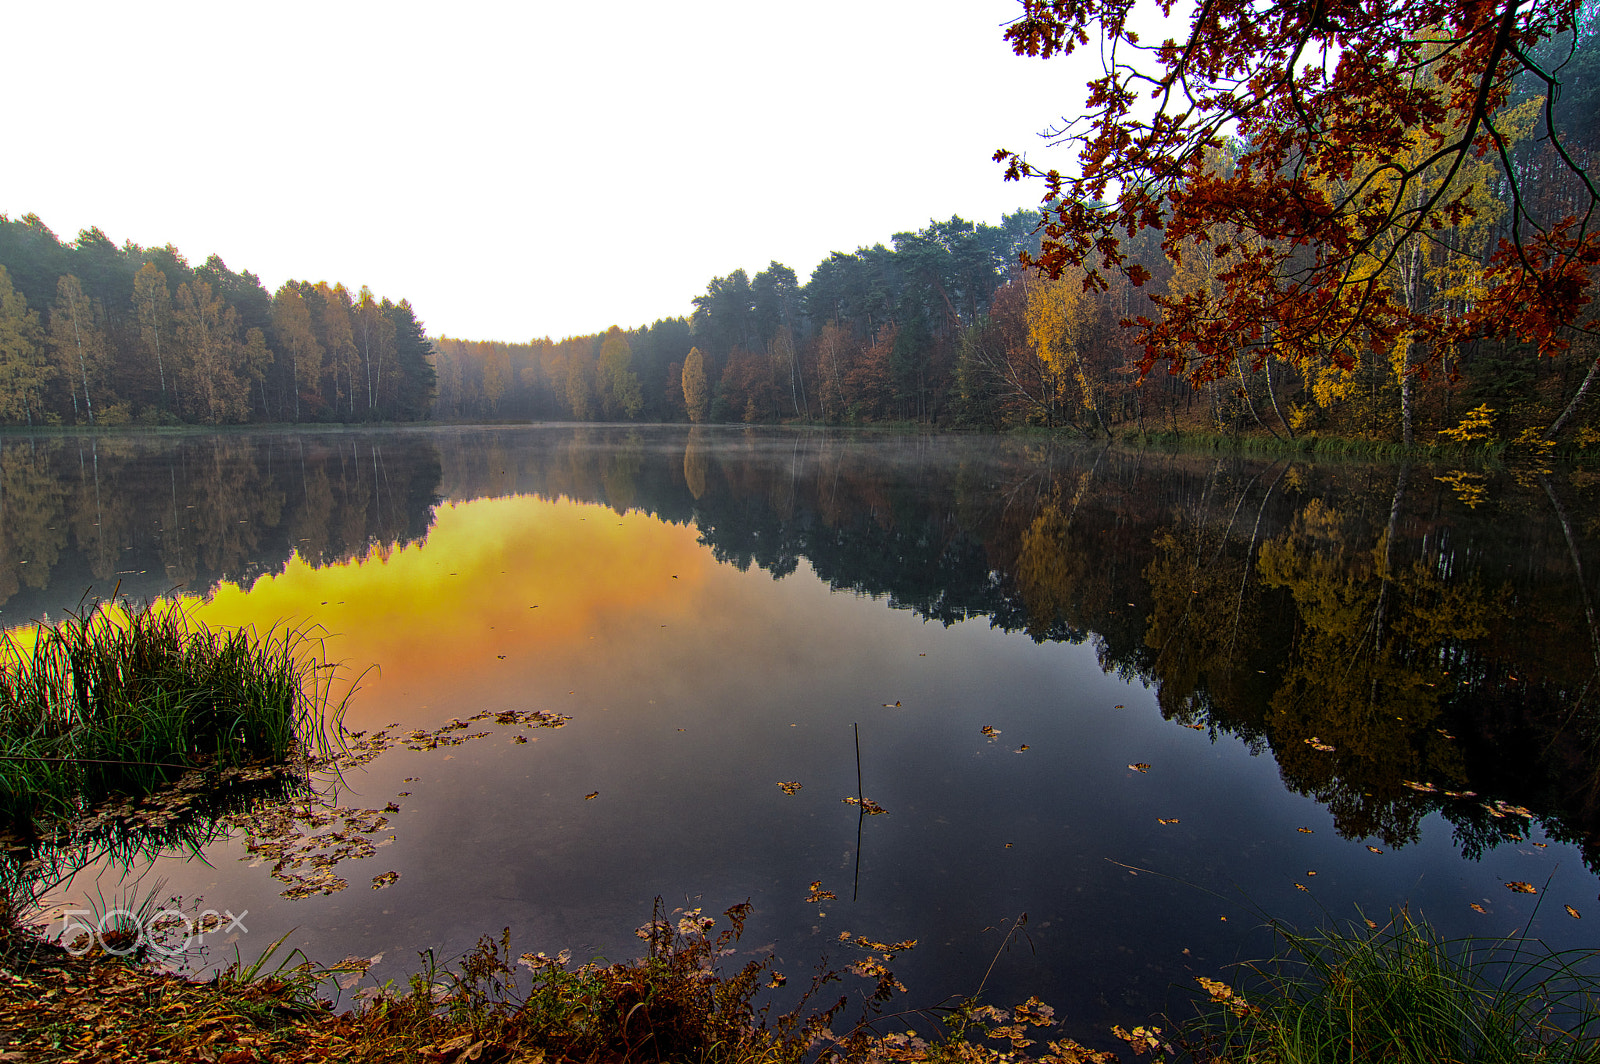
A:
5;426;1598;1038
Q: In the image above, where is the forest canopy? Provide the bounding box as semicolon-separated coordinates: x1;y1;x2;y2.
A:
996;0;1600;444
0;214;435;426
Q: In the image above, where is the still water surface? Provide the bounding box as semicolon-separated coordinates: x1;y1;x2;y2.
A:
4;426;1598;1039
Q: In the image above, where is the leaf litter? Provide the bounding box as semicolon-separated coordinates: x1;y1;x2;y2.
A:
229;708;570;900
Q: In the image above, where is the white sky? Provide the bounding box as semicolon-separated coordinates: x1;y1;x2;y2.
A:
4;1;1094;342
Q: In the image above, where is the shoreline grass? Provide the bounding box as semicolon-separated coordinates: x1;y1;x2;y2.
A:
1180;911;1600;1063
0;597;345;830
6;902;1600;1063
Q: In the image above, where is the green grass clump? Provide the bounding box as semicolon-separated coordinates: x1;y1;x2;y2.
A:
1184;911;1600;1063
0;598;343;827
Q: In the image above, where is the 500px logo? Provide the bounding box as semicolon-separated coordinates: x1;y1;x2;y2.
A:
54;907;248;958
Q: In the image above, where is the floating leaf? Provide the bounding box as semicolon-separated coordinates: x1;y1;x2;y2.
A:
882;701;902;707
371;871;400;890
1295;883;1309;892
1157;818;1179;825
1402;780;1438;793
1506;881;1537;894
806;881;837;903
1567;905;1581;919
1367;846;1383;854
842;796;888;815
981;725;1001;738
1471;903;1488;913
584;791;599;801
1297;827;1314;834
1533;841;1548;848
1114;705;1125;709
1111;1025;1171;1055
1016;745;1031;753
777;781;802;795
767;972;787;988
1129;763;1150;773
1014;996;1055;1026
1444;790;1478;799
1183;722;1204;730
1305;870;1317;876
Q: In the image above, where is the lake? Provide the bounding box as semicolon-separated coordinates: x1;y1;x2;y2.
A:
4;425;1598;1042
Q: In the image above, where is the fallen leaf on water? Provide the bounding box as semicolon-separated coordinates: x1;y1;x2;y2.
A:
842;796;888;815
1567;905;1581;919
1305;870;1317;876
882;701;902;707
1367;846;1383;854
1402;780;1438;793
1306;737;1336;752
496;654;506;660
1297;827;1314;834
371;871;400;890
1184;722;1204;730
1506;882;1537;894
777;781;802;795
1158;818;1179;825
1444;790;1478;799
806;881;837;903
1114;705;1125;709
1533;842;1548;848
981;725;1000;738
513;735;528;744
1295;883;1309;892
767;973;787;988
1129;763;1150;773
1471;903;1488;913
584;791;600;801
1015;745;1030;753
1112;1026;1170;1056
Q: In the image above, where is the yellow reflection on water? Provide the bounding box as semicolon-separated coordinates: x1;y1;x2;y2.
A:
175;495;715;725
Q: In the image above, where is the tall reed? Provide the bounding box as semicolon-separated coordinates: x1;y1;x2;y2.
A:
0;598;344;827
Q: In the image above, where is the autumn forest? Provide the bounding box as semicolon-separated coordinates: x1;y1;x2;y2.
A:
3;19;1600;445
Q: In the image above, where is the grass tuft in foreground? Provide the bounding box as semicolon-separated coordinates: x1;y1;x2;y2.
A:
1181;910;1600;1064
0;597;346;828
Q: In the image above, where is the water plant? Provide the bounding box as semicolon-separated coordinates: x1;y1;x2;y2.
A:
0;596;347;828
1180;910;1600;1063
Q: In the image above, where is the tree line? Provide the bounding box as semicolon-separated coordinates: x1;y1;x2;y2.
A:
433;16;1600;447
0;214;436;426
